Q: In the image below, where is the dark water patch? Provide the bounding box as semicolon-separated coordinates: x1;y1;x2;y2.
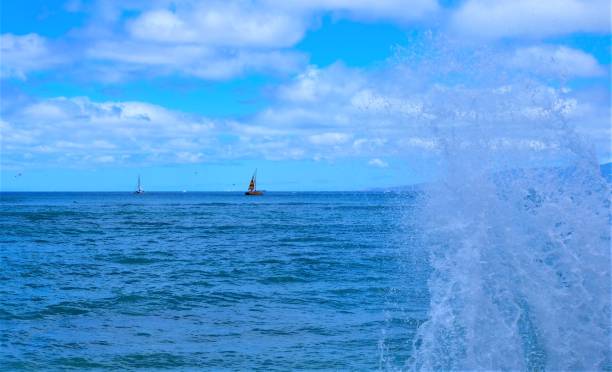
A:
120;220;176;227
291;257;329;265
23;282;46;288
322;205;399;211
41;303;89;317
266;202;320;206
253;328;296;336
206;290;263;302
273;297;310;305
206;224;248;231
113;352;191;369
167;268;210;277
0;308;15;320
192;202;236;206
279;236;339;243
255;258;286;264
258;275;309;284
214;268;248;277
19;210;96;222
58;286;88;291
0;360;32;370
112;294;148;304
328;287;363;295
112;210;140;216
296;326;337;336
96;254;173;265
181;280;214;287
52;357;107;369
33;239;52;244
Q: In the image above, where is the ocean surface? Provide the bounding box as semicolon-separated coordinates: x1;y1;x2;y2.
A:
1;192;429;370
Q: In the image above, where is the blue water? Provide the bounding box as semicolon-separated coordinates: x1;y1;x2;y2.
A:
0;192;429;370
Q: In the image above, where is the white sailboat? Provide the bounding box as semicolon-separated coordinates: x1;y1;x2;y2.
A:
134;175;144;194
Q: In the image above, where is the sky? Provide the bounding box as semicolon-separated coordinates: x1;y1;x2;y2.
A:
1;0;610;191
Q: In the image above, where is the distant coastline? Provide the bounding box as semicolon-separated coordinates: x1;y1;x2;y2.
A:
369;162;612;192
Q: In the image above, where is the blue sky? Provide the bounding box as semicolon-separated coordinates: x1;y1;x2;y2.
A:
1;0;610;191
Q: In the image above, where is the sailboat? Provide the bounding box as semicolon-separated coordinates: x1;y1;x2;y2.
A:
245;169;263;196
134;175;144;194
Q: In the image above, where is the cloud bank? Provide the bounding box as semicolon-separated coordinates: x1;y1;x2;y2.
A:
2;0;609;80
1;1;610;172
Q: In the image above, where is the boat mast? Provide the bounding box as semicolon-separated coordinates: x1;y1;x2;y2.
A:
248;169;257;192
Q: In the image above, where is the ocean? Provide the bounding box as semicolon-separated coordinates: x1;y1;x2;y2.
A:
2;171;610;370
1;192;429;370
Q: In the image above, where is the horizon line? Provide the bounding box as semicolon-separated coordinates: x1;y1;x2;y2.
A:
0;188;419;193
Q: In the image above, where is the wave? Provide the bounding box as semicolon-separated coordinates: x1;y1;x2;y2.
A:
399;40;611;370
406;131;612;367
410;163;610;370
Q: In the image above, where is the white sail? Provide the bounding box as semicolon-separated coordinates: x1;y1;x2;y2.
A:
135;175;144;193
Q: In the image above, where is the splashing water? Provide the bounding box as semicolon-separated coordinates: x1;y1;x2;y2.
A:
410;152;610;370
386;35;611;370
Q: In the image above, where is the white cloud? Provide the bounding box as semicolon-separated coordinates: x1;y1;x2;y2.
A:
309;132;351;145
22;102;70;120
1;2;441;82
94;155;115;163
77;0;442;81
451;0;611;39
128;9;195;43
88;41;208;66
368;158;389;167
2;74;609;168
2;38;610;169
80;1;318;81
128;5;306;48
7;0;609;83
88;41;306;80
402;137;437;150
0;33;61;78
278;65;365;103
353;137;387;150
1;96;216;166
511;45;605;77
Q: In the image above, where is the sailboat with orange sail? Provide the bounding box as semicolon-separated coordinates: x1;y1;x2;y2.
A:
245;169;263;196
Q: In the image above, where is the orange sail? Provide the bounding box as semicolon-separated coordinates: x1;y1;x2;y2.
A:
245;169;263;195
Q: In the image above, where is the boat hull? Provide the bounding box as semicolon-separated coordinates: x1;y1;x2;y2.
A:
245;191;263;196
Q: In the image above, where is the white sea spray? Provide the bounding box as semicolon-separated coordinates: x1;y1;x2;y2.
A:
384;35;611;370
